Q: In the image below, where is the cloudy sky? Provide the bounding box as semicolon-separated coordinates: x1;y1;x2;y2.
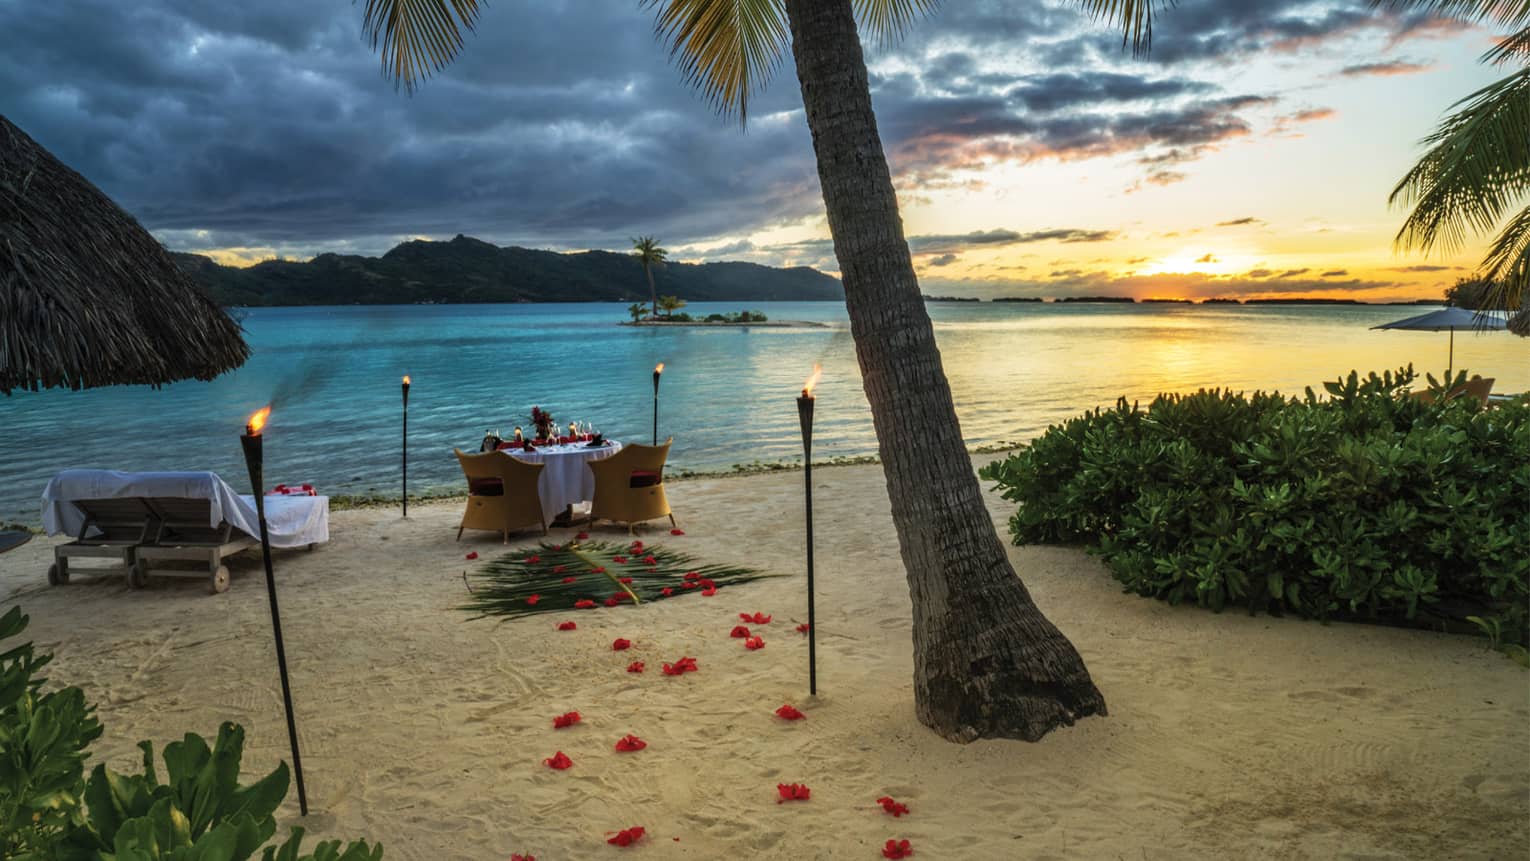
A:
0;0;1507;300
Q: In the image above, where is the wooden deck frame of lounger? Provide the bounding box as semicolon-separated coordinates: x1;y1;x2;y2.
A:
133;496;263;593
49;497;158;587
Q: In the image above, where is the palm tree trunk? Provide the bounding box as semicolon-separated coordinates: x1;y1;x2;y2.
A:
782;0;1106;742
645;264;658;318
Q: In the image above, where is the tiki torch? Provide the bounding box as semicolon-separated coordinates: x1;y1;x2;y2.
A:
239;407;310;816
797;364;821;696
652;362;664;446
401;375;410;517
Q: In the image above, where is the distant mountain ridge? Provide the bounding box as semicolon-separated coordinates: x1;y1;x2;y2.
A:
172;234;843;306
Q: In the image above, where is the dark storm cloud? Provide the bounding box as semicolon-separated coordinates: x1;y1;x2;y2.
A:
0;0;1466;260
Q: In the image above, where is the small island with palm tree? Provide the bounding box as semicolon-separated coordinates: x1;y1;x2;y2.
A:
622;237;828;327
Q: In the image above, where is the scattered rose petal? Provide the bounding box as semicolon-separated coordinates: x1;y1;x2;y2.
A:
730;625;751;638
574;599;596;609
775;704;805;720
776;783;811;803
681;582;697;590
557;621;577;631
626;661;645;673
526;594;540;605
698;579;716;590
670;528;685;535
618;577;634;584
576;532;589;540
660;587;674;597
612;638;632;651
604;597;621;607
643;555;657;565
613;555;628;564
744;636;765;651
511;854;535;861
592;566;607;574
701;587;718;597
607;827;645;848
465;552;479;560
882;839;913;859
796;623;811;633
526;555;541;564
553;565;567;573
562;576;577;584
745;612;772;625
876;797;911;818
629;541;644;552
685;572;701;581
543;751;573;770
662;656;698;675
614;734;647;752
552;711;582;729
551;545;563;551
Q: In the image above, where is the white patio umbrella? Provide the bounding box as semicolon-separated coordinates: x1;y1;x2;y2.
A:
1371;307;1507;377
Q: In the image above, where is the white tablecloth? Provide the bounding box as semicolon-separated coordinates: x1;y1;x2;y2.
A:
40;470;330;549
502;441;622;522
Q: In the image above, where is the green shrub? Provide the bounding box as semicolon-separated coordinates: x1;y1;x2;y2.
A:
979;367;1530;647
0;606;380;860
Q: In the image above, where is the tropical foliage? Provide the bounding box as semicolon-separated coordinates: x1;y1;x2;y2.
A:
980;368;1530;653
631;236;668;317
461;540;775;620
656;294;687;318
627;303;649;322
0;606;379;860
1379;0;1530;333
703;310;769;323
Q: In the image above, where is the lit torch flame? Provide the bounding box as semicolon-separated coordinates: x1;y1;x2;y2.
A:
246;406;271;436
654;363;664;374
402;375;410;385
801;364;822;399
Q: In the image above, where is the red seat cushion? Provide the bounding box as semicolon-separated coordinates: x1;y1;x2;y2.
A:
629;470;662;488
469;477;504;496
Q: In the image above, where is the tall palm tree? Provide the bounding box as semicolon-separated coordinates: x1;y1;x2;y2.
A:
1376;0;1530;334
360;0;1161;742
632;236;668;318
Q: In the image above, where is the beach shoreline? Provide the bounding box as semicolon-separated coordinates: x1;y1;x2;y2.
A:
3;455;1524;859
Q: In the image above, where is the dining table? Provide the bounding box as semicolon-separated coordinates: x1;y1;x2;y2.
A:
498;440;623;524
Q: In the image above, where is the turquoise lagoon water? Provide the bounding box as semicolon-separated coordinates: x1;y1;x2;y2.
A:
1;300;1525;526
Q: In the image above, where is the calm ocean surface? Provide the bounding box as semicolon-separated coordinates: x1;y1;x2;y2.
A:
2;301;1525;526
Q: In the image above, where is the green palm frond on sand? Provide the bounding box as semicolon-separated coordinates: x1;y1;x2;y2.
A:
461;540;777;620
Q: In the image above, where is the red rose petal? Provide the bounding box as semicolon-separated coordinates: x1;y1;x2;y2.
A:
749;613;772;625
700;587;717;597
744;636;765;651
681;582;696;590
552;711;582;729
876;797;911;818
526;555;541;564
543;751;573;770
562;576;577;584
574;599;596;609
660;587;674;597
686;572;702;581
643;555;657;565
554;565;567;573
670;528;685;535
796;623;811;633
604;596;621;607
776;783;811;803
465;552;478;560
557;621;577;631
613;555;628;564
612;638;632;651
614;734;647;752
511;854;535;861
698;579;715;590
618;577;634;584
730;625;751;638
576;532;589;540
626;661;645;673
630;541;644;551
775;704;805;720
882;838;913;859
526;594;540;605
592;566;607;574
607;826;645;847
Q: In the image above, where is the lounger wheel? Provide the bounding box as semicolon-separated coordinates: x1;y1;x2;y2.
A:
47;562;69;586
210;565;231;594
126;561;148;589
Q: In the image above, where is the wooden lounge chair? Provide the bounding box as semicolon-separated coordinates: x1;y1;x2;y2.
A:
454;449;547;542
588;439;676;533
1409;375;1496;406
48;497;158;587
134;497;260;593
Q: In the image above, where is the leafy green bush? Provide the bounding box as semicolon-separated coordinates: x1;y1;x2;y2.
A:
979;368;1530;648
0;606;380;860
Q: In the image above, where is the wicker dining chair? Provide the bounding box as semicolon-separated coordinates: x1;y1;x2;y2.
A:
588;440;675;533
454;449;546;542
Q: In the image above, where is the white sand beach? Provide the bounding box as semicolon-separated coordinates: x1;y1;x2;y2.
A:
2;456;1525;860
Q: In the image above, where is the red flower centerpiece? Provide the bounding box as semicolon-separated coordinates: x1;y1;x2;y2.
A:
530;406;555;441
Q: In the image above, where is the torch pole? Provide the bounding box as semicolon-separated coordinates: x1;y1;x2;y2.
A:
239;430;309;816
797;393;817;696
401;378;410;517
652;368;662;446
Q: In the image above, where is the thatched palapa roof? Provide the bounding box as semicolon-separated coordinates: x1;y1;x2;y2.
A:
0;114;248;395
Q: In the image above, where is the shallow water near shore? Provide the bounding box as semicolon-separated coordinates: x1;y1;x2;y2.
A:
2;300;1524;525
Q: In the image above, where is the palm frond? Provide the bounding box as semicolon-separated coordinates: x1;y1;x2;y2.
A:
1485;24;1530;64
644;0;791;124
852;0;939;45
361;0;485;92
460;540;778;620
1389;66;1530;254
1369;0;1530;30
1480;203;1530;301
1075;0;1170;56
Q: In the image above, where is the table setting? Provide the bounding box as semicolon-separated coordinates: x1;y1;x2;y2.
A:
479;406;621;524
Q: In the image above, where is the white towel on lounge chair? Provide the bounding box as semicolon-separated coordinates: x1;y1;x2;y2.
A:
41;470;329;549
